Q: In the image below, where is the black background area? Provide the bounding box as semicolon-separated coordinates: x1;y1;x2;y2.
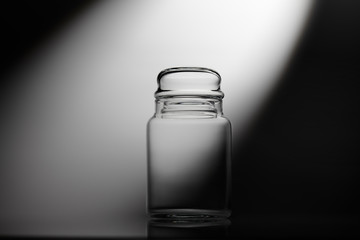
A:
232;0;360;216
231;0;360;238
0;0;95;82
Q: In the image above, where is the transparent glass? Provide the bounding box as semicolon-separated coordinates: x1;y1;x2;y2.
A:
147;67;231;220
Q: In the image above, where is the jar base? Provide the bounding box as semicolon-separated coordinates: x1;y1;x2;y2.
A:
149;209;231;220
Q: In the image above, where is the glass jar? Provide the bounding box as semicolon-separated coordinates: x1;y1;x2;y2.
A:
147;67;231;219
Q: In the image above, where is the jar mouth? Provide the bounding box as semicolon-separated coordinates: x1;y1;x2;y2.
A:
155;67;224;99
157;67;221;82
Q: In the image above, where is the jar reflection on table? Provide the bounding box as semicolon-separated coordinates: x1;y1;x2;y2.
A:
147;218;231;239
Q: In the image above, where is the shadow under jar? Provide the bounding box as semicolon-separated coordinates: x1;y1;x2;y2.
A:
147;67;231;220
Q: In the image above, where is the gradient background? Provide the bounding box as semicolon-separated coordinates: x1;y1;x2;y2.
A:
1;0;359;238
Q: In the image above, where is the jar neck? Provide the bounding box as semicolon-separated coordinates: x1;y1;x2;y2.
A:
155;97;223;119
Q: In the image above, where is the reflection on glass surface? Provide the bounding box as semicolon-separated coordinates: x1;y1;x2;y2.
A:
147;218;231;239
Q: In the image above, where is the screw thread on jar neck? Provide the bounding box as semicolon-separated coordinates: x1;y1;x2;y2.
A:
155;97;223;119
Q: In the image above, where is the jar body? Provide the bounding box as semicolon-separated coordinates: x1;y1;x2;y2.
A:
147;97;231;219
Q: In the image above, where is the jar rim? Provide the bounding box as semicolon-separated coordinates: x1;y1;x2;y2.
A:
157;67;221;83
155;67;224;99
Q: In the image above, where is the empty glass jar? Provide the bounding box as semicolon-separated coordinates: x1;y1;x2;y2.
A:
147;67;231;219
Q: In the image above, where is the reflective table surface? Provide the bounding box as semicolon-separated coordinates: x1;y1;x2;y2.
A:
2;214;359;239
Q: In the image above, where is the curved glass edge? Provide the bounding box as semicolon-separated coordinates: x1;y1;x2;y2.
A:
155;90;224;99
157;67;221;83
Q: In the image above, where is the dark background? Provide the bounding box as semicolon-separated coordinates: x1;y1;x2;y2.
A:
231;0;360;238
1;0;359;238
233;0;360;216
0;0;95;83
